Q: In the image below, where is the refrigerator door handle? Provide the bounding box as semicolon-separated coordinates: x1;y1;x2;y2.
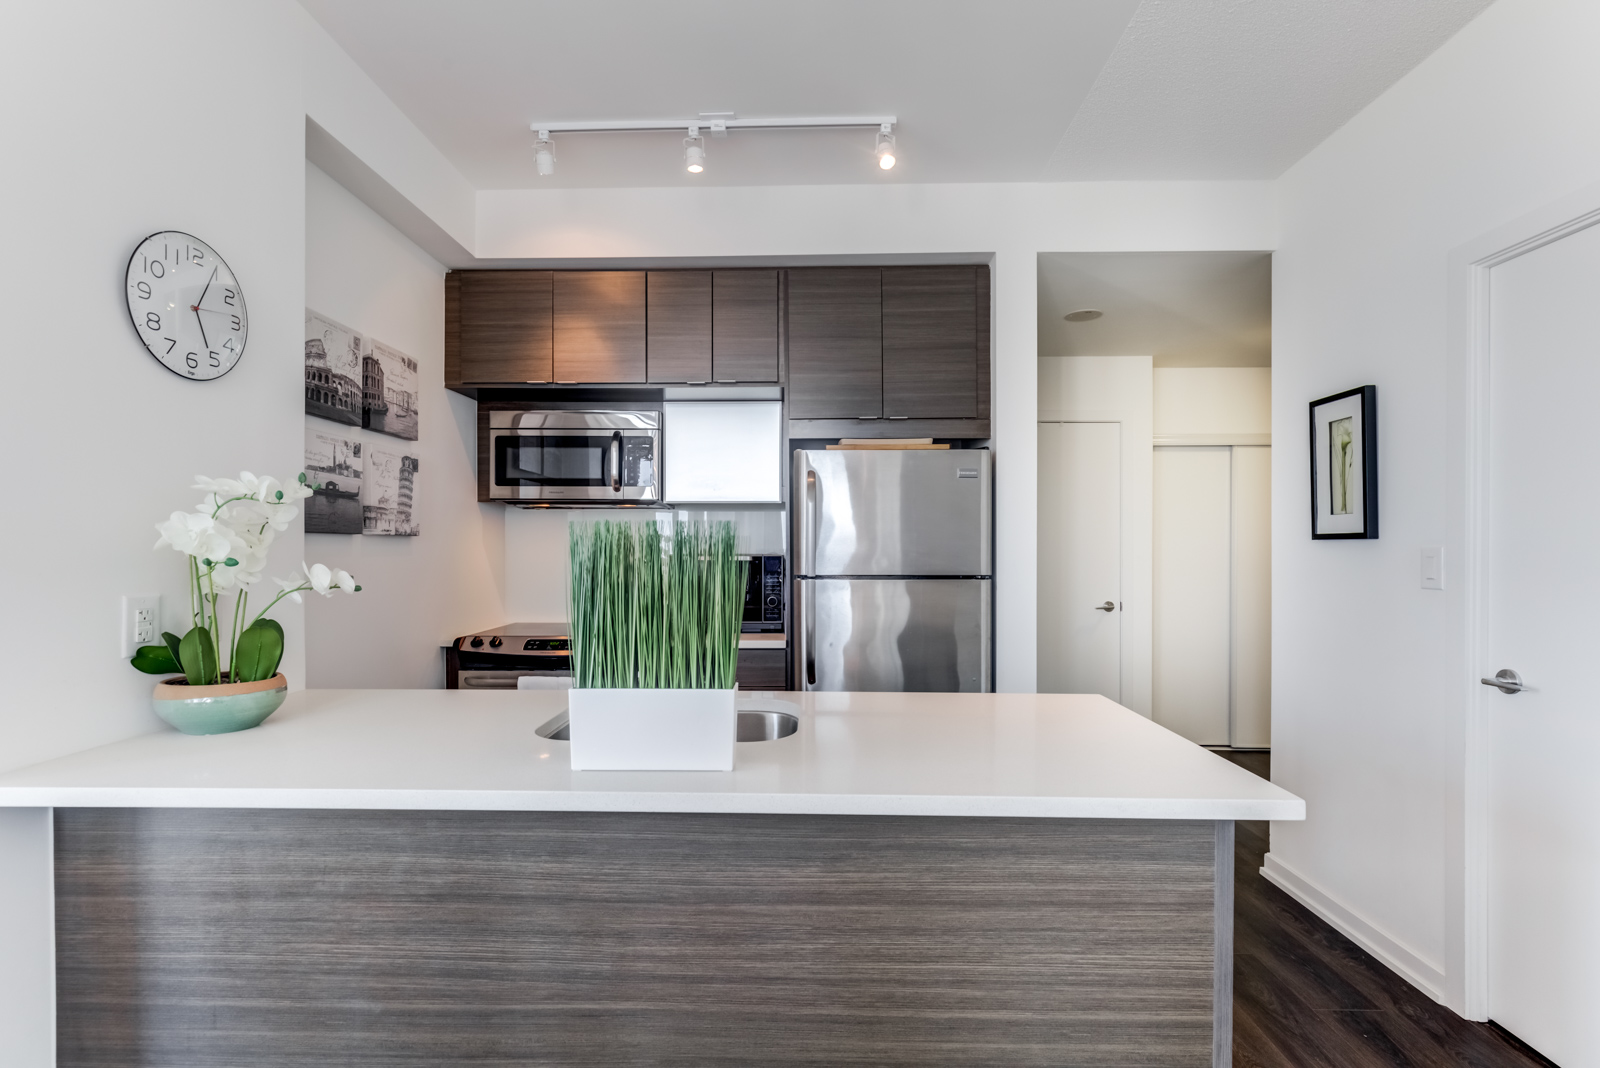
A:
803;581;816;688
802;466;819;575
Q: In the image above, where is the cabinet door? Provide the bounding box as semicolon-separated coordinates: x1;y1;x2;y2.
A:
647;271;712;383
712;269;779;382
787;268;882;419
882;266;978;419
458;271;553;384
554;271;646;383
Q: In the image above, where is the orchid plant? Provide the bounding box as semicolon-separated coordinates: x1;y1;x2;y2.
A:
130;471;362;686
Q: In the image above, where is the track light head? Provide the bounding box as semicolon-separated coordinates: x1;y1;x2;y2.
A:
684;126;706;174
875;124;896;170
534;130;555;177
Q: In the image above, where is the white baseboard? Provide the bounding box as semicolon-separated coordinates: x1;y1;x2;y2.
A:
1260;851;1450;1006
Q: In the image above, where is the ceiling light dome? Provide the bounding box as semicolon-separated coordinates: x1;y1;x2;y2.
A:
875;124;896;170
1063;309;1103;322
534;129;555;177
684;127;706;174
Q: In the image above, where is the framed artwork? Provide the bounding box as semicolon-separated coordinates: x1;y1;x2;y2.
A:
363;448;420;536
305;310;363;427
1309;385;1378;539
304;427;363;535
362;339;419;441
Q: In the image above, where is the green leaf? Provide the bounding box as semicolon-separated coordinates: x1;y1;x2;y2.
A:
130;644;180;675
162;631;185;670
232;619;285;683
178;626;218;686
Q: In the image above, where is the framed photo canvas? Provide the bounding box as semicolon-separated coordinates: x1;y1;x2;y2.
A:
1309;385;1378;539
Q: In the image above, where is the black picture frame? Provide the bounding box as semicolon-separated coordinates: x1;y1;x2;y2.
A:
1309;385;1379;539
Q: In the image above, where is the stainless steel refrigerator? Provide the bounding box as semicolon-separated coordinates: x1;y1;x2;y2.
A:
793;449;992;692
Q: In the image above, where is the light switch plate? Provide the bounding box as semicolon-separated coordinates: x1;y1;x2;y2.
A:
1420;547;1444;591
121;595;160;657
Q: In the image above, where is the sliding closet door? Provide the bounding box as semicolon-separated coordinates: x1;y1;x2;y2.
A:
1152;447;1232;745
1231;446;1272;748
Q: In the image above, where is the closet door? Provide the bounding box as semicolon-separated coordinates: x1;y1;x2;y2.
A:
1230;446;1272;748
1152;447;1232;745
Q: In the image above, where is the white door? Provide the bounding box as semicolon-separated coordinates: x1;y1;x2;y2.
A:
1038;422;1121;699
1485;218;1600;1066
1153;447;1231;744
1231;446;1272;748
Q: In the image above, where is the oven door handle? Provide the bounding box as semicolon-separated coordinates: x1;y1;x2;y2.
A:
609;432;622;492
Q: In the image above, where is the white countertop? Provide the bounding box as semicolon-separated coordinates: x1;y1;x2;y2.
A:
0;690;1303;820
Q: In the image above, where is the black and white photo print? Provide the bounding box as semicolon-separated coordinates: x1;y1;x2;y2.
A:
305;310;363;427
362;339;419;441
304;427;363;535
362;447;419;536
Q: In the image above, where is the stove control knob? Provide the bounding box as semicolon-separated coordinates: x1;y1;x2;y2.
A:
488;636;503;648
469;636;484;648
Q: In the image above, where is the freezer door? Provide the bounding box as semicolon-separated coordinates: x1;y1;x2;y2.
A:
796;578;991;692
794;449;992;577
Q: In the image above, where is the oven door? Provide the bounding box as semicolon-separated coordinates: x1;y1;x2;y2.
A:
488;411;660;503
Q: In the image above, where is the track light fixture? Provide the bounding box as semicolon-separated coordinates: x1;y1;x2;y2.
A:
534;129;555;177
528;114;898;176
875;124;896;170
684;126;706;174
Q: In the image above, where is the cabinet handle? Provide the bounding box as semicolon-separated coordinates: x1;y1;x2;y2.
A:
716;379;737;383
556;380;579;385
857;416;880;420
888;416;909;420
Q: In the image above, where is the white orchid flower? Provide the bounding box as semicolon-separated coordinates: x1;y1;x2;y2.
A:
154;511;233;562
273;575;305;604
303;561;336;596
331;568;359;593
261;504;300;532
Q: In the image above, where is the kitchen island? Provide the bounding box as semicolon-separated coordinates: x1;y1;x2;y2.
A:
0;689;1302;1068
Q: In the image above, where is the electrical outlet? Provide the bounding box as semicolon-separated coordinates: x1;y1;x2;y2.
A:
122;595;160;658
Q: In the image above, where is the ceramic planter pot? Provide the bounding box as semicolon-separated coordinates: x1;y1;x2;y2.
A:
151;673;288;735
567;687;737;771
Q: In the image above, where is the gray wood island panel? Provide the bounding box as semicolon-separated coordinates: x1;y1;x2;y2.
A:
56;809;1229;1067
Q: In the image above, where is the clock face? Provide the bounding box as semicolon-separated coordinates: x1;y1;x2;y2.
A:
125;231;248;381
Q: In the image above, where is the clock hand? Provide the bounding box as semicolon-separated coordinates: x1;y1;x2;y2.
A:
191;267;217;350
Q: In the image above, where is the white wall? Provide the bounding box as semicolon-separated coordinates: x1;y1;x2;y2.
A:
1037;356;1154;715
0;1;309;774
1269;0;1600;1014
304;162;505;687
1154;367;1271;438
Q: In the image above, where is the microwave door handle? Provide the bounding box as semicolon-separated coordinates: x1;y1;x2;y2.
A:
609;432;622;492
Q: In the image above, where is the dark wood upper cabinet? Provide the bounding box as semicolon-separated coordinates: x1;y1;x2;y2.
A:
882;266;979;419
646;271;712;383
554;271;646;383
455;270;554;384
786;268;882;419
712;270;779;382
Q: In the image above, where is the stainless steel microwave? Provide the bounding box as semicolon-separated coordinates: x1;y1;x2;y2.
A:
488;410;661;504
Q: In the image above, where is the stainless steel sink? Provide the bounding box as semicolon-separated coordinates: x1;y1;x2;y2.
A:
534;709;798;743
736;710;799;742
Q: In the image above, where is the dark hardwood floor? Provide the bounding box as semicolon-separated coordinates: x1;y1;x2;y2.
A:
1217;750;1559;1068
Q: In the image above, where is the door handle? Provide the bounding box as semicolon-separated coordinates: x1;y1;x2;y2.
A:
609;432;622;492
1481;669;1526;694
804;468;819;575
1095;601;1116;612
803;581;816;688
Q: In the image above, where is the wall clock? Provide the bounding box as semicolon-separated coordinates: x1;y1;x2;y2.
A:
125;231;248;381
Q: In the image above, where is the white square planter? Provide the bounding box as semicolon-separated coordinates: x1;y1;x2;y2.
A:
567;687;737;771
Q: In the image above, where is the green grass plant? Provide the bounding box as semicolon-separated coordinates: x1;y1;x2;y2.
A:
569;519;744;690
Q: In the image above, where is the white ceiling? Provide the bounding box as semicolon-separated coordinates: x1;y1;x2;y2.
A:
299;0;1495;189
1037;252;1271;367
1045;0;1497;179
